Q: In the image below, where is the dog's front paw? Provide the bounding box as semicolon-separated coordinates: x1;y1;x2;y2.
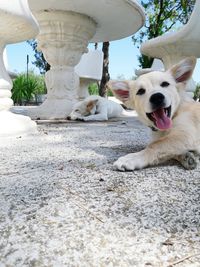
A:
113;152;146;172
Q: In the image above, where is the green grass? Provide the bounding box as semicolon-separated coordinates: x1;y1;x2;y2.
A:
11;71;46;105
88;82;113;96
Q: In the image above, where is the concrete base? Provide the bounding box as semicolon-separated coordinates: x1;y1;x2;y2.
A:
0;110;37;137
26;98;76;120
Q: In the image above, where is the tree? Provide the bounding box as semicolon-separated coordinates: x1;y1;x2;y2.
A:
133;0;195;68
99;42;110;97
27;40;50;74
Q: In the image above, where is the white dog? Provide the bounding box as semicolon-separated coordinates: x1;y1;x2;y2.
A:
108;57;200;171
67;95;124;121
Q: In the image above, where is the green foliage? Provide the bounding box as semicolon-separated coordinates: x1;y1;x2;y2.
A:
11;72;46;105
88;82;113;96
88;83;99;95
138;55;154;69
27;40;50;74
106;88;113;97
194;84;200;101
133;0;195;68
11;75;28;105
32;74;46;95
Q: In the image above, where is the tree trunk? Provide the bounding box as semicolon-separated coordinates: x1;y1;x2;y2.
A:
99;42;110;97
42;53;50;72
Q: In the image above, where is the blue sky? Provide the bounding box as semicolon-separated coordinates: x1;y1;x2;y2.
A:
6;38;140;79
6;37;200;83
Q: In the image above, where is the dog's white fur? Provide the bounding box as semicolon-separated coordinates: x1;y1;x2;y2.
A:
68;95;123;121
108;57;200;171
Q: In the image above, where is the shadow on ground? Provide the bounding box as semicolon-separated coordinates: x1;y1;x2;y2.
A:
0;116;199;266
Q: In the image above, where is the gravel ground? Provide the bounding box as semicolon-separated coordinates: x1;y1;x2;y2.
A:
0;114;200;267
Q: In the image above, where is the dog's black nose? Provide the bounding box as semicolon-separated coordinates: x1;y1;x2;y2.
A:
67;116;71;120
149;93;165;108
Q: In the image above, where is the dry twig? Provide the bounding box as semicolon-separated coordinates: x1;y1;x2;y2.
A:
167;253;200;267
71;200;105;223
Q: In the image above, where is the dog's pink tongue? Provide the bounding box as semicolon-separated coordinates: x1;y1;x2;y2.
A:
152;108;172;130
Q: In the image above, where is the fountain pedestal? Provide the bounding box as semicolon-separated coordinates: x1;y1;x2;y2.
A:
0;0;39;137
28;0;145;119
28;11;96;119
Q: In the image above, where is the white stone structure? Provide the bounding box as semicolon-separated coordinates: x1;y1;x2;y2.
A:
135;58;165;76
140;0;200;95
75;50;104;100
27;0;145;119
0;0;39;137
3;49;17;79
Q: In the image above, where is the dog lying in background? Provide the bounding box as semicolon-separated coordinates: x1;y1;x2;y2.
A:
108;57;200;171
67;95;124;121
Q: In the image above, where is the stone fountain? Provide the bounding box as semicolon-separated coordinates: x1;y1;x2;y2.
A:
0;0;39;137
27;0;145;119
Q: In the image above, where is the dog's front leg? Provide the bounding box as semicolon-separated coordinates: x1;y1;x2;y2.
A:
81;113;108;121
114;150;148;171
114;131;193;171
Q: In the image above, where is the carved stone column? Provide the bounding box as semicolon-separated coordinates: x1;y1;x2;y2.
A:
28;11;96;119
0;0;39;137
0;46;13;112
0;45;37;137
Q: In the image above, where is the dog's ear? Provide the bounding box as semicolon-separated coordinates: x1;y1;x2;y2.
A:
107;81;131;102
86;99;98;111
169;57;196;83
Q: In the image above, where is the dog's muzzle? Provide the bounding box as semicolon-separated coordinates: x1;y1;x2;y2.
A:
149;92;165;109
146;93;172;131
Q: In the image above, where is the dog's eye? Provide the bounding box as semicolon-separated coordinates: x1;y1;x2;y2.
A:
160;81;170;87
75;109;79;112
136;88;146;95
